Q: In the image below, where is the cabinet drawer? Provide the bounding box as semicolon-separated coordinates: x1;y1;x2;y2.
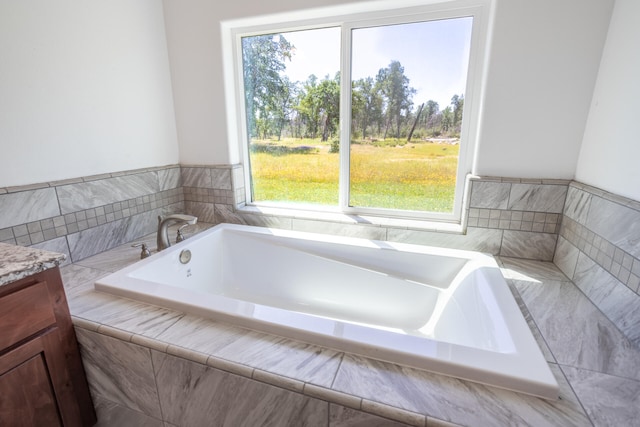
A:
0;281;56;350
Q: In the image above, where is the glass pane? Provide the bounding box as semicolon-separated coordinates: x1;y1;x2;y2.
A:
350;18;473;213
241;28;341;206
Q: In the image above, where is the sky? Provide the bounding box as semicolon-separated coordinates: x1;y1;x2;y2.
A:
280;17;473;111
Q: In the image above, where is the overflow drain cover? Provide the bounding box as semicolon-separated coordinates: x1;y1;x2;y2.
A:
179;249;192;264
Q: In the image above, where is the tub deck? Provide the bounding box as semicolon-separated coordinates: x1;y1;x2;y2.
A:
60;225;640;426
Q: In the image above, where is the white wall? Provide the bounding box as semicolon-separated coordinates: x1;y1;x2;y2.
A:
0;0;179;188
575;0;640;202
162;0;374;166
474;0;614;179
165;0;614;179
0;0;623;189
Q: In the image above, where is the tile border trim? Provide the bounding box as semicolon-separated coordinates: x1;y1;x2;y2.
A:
72;316;427;427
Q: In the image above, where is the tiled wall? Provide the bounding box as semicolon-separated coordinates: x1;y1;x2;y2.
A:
181;164;245;224
0;166;184;263
214;172;569;261
554;182;640;347
465;177;568;260
0;165;571;263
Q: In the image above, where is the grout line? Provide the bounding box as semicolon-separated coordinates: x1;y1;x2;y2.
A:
329;352;345;389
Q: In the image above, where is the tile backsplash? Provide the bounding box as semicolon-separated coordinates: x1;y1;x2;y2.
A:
466;177;568;260
1;167;574;263
554;181;640;347
0;166;185;263
4;164;637;279
219;175;570;261
181;164;244;225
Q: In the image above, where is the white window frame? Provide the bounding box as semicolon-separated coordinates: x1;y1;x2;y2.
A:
221;0;492;224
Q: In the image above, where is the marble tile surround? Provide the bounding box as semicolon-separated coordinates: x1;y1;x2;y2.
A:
554;182;640;348
61;234;640;426
465;177;567;261
218;174;570;262
78;325;422;427
5;163;640;424
0;166;185;262
182;165;243;225
1;164;570;264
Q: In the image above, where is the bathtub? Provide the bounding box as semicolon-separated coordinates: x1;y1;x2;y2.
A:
95;223;559;399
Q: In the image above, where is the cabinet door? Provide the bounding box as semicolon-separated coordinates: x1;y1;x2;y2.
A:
0;353;63;426
0;328;81;427
0;268;96;426
0;281;56;350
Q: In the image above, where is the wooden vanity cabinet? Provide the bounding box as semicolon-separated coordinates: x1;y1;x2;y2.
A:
0;267;96;427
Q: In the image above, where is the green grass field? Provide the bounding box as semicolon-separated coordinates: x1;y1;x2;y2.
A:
249;138;459;212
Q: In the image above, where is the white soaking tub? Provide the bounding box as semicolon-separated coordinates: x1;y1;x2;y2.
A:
95;223;559;399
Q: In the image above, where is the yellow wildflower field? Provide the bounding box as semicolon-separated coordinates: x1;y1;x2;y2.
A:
249;138;458;212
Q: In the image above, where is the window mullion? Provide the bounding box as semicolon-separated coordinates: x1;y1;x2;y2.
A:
338;24;352;210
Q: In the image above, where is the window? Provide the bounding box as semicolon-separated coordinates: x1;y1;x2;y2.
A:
223;0;490;223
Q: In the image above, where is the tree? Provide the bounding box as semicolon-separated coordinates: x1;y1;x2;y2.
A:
376;60;415;139
271;75;296;141
441;106;453;132
423;100;439;130
298;75;320;138
316;73;340;142
241;34;293;138
351;80;365;139
451;94;464;131
352;77;383;140
297;74;340;141
407;103;424;142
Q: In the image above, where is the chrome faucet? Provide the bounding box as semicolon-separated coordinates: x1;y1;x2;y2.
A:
157;214;197;251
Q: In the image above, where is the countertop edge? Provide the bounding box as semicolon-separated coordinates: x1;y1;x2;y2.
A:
0;242;66;287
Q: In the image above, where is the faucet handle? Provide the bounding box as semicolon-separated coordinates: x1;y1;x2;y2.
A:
131;243;151;259
176;224;190;243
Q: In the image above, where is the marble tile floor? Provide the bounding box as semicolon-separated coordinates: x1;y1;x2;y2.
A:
60;231;640;427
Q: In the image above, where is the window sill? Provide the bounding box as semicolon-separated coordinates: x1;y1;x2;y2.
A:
236;205;465;234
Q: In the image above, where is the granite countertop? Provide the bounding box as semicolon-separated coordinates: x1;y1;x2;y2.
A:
0;242;66;287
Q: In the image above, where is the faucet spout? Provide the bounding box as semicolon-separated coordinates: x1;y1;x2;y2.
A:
157;214;197;251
